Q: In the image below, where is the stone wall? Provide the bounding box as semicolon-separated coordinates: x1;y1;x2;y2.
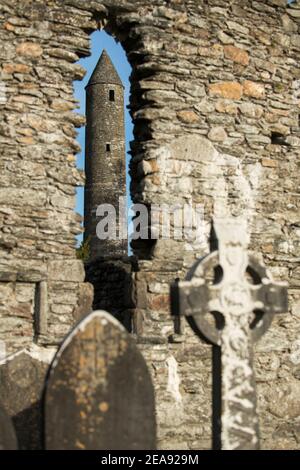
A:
0;0;299;450
86;255;134;329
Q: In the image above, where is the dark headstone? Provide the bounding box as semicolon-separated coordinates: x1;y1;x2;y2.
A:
0;405;18;450
0;351;49;449
45;310;156;450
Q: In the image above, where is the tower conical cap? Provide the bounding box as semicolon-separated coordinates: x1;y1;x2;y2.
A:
86;49;123;88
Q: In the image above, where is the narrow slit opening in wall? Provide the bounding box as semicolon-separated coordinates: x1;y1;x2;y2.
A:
109;89;115;101
74;30;133;258
271;131;287;145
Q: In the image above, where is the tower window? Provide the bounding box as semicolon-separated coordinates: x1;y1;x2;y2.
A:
106;143;111;152
109;89;115;101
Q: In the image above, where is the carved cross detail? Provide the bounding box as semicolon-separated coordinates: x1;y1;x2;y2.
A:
171;218;288;450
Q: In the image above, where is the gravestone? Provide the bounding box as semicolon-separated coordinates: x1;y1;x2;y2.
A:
171;218;288;450
0;405;18;450
45;310;156;450
0;350;49;449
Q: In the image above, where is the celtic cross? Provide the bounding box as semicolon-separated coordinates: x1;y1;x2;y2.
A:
171;218;288;450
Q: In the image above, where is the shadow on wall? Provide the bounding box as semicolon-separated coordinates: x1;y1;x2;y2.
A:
12;401;42;450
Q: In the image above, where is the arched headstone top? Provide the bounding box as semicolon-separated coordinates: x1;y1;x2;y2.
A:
45;310;156;450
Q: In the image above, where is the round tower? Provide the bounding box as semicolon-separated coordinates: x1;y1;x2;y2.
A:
84;50;127;260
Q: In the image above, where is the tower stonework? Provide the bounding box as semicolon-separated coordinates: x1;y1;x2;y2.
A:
84;50;127;260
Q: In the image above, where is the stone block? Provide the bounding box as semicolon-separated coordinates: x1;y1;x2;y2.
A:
243;81;265;99
224;45;249;65
238;103;263;118
177;110;200;124
3;63;31;74
0;189;46;207
72;282;94;322
48;260;85;283
209;82;243;100
16;42;43;57
208;126;227;142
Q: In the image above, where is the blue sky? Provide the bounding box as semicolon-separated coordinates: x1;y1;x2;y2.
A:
73;30;133;245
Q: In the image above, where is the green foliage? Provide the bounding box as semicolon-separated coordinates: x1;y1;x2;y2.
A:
76;236;91;263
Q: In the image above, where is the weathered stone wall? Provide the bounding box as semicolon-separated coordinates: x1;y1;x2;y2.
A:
86;255;134;329
0;0;299;450
0;0;95;358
